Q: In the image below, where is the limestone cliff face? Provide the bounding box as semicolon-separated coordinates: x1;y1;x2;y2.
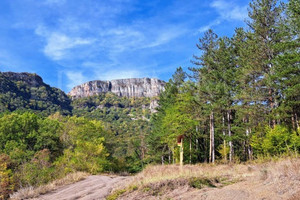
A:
68;78;165;99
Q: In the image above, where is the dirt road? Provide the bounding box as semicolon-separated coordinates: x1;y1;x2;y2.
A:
37;175;127;200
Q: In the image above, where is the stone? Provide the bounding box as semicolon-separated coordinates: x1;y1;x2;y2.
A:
68;78;165;99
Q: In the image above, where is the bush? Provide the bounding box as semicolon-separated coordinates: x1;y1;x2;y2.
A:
0;154;14;199
252;125;300;157
15;149;55;187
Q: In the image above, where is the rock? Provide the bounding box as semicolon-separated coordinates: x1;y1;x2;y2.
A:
150;99;159;113
68;78;165;99
2;72;44;87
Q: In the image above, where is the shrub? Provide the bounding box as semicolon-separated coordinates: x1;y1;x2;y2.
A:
0;154;14;199
15;149;55;187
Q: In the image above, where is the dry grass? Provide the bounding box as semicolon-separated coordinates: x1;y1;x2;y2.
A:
109;158;300;200
10;172;89;200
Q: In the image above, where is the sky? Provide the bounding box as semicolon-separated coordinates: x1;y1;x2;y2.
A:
0;0;250;92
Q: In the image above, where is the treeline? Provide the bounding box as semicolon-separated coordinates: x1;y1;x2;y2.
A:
149;0;299;164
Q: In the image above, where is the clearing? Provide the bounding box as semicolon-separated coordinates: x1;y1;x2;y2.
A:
11;158;300;200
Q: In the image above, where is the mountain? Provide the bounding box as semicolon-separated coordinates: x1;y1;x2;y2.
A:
68;78;165;99
0;72;72;115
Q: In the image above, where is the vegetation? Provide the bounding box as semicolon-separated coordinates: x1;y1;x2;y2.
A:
0;72;72;116
108;158;300;199
0;112;109;199
0;0;299;198
149;0;300;164
72;93;153;173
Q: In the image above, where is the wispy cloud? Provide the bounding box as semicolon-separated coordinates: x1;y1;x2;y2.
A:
211;0;248;21
43;0;66;6
198;0;248;33
0;0;248;91
65;71;87;90
35;26;94;60
198;19;221;33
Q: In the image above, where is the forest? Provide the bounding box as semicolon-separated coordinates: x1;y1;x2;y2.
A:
0;0;299;199
150;0;299;164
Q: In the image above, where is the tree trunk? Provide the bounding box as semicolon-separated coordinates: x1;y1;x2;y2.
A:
248;128;253;160
210;111;215;163
227;110;233;162
189;136;192;164
292;114;296;130
161;145;166;165
295;113;299;130
180;137;184;167
222;114;227;162
269;88;276;128
168;147;171;164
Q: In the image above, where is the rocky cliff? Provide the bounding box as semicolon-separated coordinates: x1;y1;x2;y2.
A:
69;78;165;99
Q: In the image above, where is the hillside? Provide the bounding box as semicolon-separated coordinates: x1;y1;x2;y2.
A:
71;93;157;172
0;72;72;115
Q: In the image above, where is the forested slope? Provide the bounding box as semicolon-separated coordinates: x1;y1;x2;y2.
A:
0;72;72;115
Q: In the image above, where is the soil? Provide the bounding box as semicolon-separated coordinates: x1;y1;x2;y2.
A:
36;175;127;200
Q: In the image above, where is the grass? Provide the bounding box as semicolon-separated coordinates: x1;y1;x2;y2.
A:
107;157;300;199
107;163;247;199
9;172;89;200
106;185;138;200
106;189;127;200
189;177;217;189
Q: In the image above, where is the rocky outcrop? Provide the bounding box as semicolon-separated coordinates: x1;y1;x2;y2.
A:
69;78;165;99
1;72;44;87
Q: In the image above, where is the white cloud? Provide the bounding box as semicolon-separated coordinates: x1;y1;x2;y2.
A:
35;26;94;60
198;19;221;33
211;0;248;21
65;71;87;90
145;27;187;48
198;0;247;33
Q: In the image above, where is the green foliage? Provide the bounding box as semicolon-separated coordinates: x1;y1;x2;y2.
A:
0;72;72;115
72;93;152;172
15;149;55;187
149;0;299;165
0;154;14;200
0;0;299;197
189;177;216;189
0;112;110;196
252;125;300;156
55;134;108;174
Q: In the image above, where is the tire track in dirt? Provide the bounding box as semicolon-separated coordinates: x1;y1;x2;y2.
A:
37;175;127;200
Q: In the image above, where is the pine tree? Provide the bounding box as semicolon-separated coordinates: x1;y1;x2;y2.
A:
273;0;300;130
247;0;284;127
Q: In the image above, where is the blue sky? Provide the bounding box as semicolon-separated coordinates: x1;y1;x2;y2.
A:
0;0;250;92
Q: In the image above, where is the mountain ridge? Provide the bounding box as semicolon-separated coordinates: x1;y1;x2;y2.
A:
68;77;165;99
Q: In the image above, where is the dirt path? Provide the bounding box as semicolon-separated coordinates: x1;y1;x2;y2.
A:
37;175;127;200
